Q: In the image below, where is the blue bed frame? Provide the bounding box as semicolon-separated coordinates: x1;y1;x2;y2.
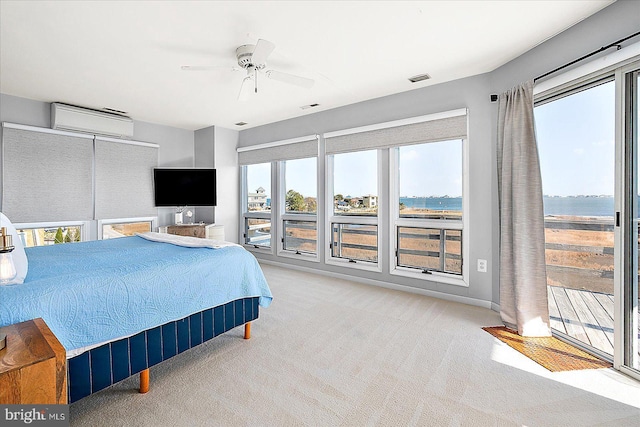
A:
68;296;259;403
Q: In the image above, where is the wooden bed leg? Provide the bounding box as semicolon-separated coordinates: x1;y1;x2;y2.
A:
139;368;150;393
244;322;251;340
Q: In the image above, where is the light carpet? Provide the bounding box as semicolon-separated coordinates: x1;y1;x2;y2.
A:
70;263;640;426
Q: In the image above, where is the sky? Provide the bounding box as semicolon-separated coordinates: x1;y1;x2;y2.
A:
247;79;620;200
535;80;615;197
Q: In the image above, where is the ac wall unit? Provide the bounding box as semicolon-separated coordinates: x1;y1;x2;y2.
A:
51;103;134;138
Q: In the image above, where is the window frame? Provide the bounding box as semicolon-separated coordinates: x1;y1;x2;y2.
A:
241;162;275;253
389;139;469;287
277;157;319;261
98;217;157;240
14;220;91;247
325;149;382;272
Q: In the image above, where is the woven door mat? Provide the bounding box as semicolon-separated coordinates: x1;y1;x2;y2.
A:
483;326;612;372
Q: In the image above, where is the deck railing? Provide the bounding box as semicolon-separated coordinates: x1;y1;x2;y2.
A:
544;218;615;293
248;217;638;290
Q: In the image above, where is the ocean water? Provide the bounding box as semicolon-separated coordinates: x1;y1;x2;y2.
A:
400;197;462;211
542;196;614;217
400;196;619;217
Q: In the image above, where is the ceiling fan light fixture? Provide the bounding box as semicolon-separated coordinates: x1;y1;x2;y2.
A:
408;73;431;83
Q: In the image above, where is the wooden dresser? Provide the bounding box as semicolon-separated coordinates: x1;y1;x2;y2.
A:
0;318;67;404
166;223;225;240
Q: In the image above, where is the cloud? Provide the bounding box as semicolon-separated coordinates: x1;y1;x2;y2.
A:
573;148;584;155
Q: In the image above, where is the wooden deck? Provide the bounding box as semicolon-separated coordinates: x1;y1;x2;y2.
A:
548;285;640;357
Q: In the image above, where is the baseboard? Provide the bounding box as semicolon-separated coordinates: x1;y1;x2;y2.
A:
491;302;500;313
258;259;493;310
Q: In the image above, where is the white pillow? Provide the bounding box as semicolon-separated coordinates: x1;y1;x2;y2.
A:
0;212;28;285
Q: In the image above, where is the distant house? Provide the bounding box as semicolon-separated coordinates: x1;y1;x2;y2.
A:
248;187;268;210
362;195;377;208
336;200;350;210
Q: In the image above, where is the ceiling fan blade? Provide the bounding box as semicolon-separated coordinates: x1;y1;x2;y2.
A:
265;70;314;89
181;65;240;71
238;76;253;102
251;39;275;65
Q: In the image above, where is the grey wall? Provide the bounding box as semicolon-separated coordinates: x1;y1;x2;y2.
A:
0;93;196;228
486;0;640;305
1;0;637;306
239;74;496;305
237;0;640;307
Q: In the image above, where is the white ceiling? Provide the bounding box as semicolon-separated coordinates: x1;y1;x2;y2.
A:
0;1;613;131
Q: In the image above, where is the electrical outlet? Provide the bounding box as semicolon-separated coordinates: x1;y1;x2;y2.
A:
477;259;487;273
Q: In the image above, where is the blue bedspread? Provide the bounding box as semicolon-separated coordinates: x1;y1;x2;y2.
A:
0;236;272;352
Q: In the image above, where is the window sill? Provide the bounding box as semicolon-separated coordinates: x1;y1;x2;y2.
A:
391;267;468;287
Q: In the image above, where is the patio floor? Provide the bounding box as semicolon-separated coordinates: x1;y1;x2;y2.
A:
548;285;640;358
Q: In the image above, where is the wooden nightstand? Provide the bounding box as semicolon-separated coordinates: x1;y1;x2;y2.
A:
166;223;225;240
0;318;67;404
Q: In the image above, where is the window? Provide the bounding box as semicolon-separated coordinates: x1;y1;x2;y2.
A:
100;219;154;239
392;139;465;279
238;135;319;254
328;149;379;266
333;150;377;217
331;223;377;262
242;162;272;249
397;227;461;274
281;157;317;256
16;223;85;247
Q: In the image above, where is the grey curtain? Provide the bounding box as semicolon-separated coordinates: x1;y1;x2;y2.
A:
497;80;551;337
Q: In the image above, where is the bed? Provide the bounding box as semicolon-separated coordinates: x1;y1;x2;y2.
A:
0;233;273;403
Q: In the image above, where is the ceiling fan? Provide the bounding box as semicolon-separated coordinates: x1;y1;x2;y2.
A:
181;39;314;101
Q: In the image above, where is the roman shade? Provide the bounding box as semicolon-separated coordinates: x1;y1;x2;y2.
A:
238;135;318;165
1;125;94;223
94;137;158;219
325;110;467;154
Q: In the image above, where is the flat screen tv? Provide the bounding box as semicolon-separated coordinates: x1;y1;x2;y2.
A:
153;168;217;207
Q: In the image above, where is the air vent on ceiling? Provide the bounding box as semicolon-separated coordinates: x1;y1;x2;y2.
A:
51;103;134;138
235;122;248;126
408;73;431;83
300;103;320;110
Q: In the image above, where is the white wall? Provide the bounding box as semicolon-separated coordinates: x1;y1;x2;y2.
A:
213;126;239;243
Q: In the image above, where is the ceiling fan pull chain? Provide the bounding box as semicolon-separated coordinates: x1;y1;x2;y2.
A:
255;68;258;93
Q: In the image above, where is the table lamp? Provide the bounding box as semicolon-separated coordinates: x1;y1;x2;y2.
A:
0;226;16;350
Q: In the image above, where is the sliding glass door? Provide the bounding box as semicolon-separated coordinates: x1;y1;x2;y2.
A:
622;66;639;374
535;61;640;378
535;78;616;359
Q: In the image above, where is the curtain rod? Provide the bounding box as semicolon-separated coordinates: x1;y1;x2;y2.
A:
534;31;640;82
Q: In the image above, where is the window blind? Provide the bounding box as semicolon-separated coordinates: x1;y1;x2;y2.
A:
238;136;318;165
1;126;94;223
325;112;467;155
94;137;158;220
